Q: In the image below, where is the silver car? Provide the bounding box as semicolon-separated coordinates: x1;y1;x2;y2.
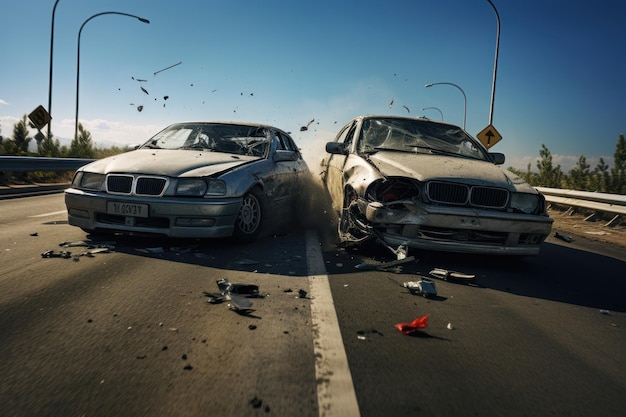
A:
321;115;553;256
65;121;308;241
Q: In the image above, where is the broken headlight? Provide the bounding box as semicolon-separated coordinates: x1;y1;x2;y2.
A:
510;192;540;214
205;179;227;196
77;172;106;190
368;178;420;206
176;178;208;196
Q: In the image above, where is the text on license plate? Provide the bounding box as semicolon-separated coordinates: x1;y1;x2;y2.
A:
107;202;149;218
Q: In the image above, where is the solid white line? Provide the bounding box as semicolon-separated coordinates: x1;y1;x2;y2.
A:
29;210;67;218
305;230;361;417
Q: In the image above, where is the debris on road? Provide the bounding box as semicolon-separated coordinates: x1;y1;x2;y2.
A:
356;329;384;340
41;250;72;259
403;278;437;298
429;268;476;283
72;247;112;261
59;240;115;249
554;231;574;242
205;279;266;315
355;256;416;271
395;315;429;335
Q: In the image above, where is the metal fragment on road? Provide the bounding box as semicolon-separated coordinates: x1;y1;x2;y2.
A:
355;255;416;271
554;231;574;242
41;250;72;259
429;268;476;282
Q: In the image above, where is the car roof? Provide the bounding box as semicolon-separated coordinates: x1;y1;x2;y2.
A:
354;114;463;129
171;120;290;134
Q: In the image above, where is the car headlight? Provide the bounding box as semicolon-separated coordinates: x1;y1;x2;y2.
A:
79;172;106;190
510;192;540;214
176;179;208;196
205;179;227;196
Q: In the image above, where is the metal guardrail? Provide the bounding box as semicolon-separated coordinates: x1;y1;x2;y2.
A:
536;186;626;226
0;157;624;224
0;156;95;172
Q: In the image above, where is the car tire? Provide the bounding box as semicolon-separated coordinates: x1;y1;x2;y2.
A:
233;188;264;242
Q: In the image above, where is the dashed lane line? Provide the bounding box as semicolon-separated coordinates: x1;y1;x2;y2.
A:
29;210;67;218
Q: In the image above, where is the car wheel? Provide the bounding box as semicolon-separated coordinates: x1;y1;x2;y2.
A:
233;188;264;242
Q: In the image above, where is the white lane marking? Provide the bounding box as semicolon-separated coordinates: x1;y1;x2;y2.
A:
306;230;361;417
29;210;67;218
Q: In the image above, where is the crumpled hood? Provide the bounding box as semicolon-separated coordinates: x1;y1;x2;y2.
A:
81;149;258;177
369;152;536;193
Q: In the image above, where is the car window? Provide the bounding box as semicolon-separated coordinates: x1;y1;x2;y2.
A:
276;132;296;151
142;123;271;157
335;122;356;151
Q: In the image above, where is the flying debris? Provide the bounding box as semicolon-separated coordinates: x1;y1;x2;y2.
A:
153;61;182;76
132;77;147;82
388;99;394;108
402;105;410;113
137;105;144;112
300;119;315;132
140;86;149;95
163;96;169;101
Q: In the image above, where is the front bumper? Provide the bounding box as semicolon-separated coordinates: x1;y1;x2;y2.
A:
363;200;554;256
64;188;242;238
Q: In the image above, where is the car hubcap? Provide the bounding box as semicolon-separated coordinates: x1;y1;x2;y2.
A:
239;195;260;234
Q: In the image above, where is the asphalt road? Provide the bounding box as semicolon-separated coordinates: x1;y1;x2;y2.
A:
1;193;625;417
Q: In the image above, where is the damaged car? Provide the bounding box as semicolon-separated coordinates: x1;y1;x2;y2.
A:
321;115;553;256
65;121;308;241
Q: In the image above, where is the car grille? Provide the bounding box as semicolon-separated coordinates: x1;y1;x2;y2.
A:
106;174;168;196
427;181;509;209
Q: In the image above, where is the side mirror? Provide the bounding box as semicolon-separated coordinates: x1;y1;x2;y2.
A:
325;142;347;155
489;152;505;165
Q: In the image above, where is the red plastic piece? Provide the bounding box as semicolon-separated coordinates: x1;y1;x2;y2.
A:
395;315;429;335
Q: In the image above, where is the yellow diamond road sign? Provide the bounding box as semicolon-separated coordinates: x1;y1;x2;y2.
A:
28;105;52;131
477;124;502;149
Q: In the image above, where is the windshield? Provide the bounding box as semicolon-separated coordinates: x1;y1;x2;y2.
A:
358;118;489;160
140;122;271;157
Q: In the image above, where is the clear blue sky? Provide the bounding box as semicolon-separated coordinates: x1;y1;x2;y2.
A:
1;0;625;171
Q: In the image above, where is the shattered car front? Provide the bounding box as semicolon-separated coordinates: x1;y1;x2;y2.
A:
321;115;553;256
65;121;308;241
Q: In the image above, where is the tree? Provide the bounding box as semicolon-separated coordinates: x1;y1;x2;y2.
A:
535;144;563;188
12;115;32;155
610;134;626;194
38;131;63;157
567;155;590;191
68;123;95;158
590;158;611;192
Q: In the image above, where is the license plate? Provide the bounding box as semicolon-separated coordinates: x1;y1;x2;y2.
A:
107;202;149;218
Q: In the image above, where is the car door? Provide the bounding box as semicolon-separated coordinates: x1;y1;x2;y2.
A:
264;130;302;209
324;121;357;212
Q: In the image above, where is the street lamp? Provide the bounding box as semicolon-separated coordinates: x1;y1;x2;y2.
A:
421;107;444;121
486;0;500;125
75;12;150;140
47;0;61;140
425;82;466;130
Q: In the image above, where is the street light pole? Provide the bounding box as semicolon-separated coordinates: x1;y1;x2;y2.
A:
486;0;500;125
47;0;61;140
421;107;444;121
75;12;150;141
424;82;466;129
